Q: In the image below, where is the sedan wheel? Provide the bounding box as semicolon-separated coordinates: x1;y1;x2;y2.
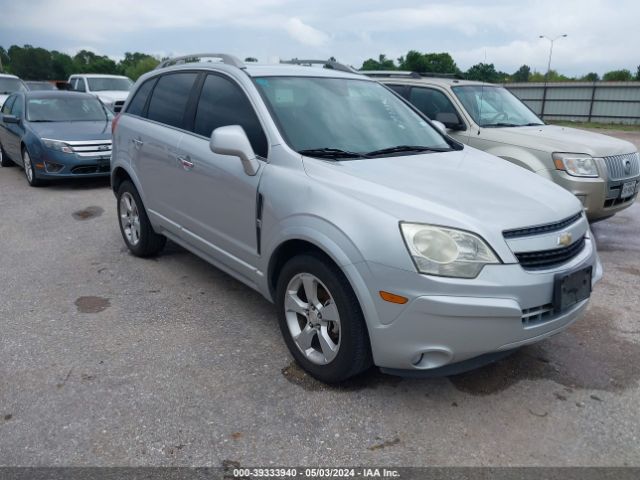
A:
22;149;41;186
0;143;14;167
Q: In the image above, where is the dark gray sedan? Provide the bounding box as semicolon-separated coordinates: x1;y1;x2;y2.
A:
0;91;113;186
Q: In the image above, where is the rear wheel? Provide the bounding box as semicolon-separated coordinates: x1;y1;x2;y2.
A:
0;142;14;167
117;180;166;257
276;253;372;383
22;148;41;186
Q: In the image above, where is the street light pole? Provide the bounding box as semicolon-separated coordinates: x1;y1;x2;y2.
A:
539;34;567;81
538;34;567;120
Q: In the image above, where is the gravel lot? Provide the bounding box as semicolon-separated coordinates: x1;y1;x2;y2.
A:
0;130;639;467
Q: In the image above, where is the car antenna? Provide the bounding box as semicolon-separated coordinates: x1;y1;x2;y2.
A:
477;48;486;135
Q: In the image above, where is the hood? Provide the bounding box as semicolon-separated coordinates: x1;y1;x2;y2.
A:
30;121;112;141
94;91;130;103
303;146;583;237
481;124;636;157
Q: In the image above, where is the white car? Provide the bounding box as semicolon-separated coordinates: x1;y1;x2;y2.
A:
68;74;133;112
0;73;28;108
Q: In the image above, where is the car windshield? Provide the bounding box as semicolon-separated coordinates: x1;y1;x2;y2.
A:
26;82;56;91
254;76;452;158
0;78;27;95
87;77;133;92
27;97;110;122
452;85;543;127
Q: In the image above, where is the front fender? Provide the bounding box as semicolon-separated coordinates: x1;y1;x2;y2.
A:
484;145;553;179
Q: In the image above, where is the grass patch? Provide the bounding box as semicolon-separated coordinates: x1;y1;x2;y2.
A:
547;120;640;132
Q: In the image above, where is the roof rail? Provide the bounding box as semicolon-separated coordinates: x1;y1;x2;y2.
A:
280;58;358;74
362;70;421;78
156;53;245;70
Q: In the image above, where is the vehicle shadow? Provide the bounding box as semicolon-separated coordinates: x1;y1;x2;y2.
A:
45;177;111;190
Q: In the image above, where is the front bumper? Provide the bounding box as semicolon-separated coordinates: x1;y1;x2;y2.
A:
547;169;639;221
33;150;111;179
356;236;602;371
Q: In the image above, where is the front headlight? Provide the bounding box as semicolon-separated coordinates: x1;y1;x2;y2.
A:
552;153;599;177
42;138;73;154
400;223;500;278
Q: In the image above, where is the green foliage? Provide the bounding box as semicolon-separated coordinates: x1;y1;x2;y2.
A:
8;45;53;79
580;72;600;82
511;64;531;82
0;46;9;73
361;54;396;71
464;63;509;83
397;51;459;74
124;57;159;80
602;69;633;81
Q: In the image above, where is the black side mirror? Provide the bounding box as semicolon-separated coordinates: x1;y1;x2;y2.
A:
3;114;19;124
435;112;466;131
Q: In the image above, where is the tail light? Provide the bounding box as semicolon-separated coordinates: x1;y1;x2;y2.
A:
111;113;122;134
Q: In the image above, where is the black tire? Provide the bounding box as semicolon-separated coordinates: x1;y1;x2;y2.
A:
0;142;14;167
22;147;42;187
117;180;166;257
276;253;372;383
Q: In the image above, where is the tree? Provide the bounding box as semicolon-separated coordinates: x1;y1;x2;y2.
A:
73;49;118;74
580;72;600;82
50;51;74;79
602;69;633;81
464;63;503;83
124;57;159;80
360;54;396;71
244;57;258;62
397;51;459;74
511;64;531;82
7;45;53;79
0;46;9;73
636;65;640;81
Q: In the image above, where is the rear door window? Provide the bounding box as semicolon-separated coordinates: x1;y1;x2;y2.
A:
126;78;155;117
147;73;198;129
2;95;15;114
193;74;268;158
10;95;23;118
409;87;460;121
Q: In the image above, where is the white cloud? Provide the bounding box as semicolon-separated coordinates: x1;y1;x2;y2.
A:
284;18;330;47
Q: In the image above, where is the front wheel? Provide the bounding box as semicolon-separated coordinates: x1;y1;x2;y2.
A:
22;149;41;186
276;254;372;383
117;180;166;257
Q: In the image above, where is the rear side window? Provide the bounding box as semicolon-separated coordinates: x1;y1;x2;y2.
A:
126;79;155;117
2;95;15;114
147;73;198;129
409;87;459;121
193;74;268;158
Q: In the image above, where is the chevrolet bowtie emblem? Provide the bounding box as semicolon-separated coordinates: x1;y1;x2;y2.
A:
558;232;572;247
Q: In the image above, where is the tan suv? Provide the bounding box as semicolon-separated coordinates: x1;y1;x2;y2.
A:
367;72;639;221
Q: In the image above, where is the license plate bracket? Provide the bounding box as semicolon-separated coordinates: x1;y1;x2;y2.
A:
553;266;592;313
621;181;636;199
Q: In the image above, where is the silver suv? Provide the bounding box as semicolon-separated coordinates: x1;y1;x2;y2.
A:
111;54;602;382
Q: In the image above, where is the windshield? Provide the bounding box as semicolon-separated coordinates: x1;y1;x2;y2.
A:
0;78;27;95
27;97;110;122
87;77;133;92
254;76;451;157
452;85;543;127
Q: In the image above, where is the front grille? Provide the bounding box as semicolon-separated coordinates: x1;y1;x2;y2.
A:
503;212;583;239
515;235;586;270
67;140;112;158
522;303;554;327
603;152;640;180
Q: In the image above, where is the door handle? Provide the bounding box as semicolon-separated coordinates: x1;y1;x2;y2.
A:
177;155;194;170
132;138;143;149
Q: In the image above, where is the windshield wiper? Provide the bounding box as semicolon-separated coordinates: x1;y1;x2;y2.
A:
365;145;450;157
298;148;369;160
524;122;544;126
480;122;521;128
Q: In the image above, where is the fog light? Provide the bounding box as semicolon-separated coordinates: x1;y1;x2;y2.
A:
44;160;64;173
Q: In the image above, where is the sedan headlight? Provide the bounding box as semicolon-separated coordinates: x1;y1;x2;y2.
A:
400;223;500;278
42;138;73;154
552;153;599;178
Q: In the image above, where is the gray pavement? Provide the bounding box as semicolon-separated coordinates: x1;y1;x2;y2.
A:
0;130;639;467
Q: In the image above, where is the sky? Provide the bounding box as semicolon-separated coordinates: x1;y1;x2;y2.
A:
0;0;638;76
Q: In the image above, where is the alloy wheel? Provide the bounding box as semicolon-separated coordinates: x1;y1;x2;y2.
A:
119;192;141;246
